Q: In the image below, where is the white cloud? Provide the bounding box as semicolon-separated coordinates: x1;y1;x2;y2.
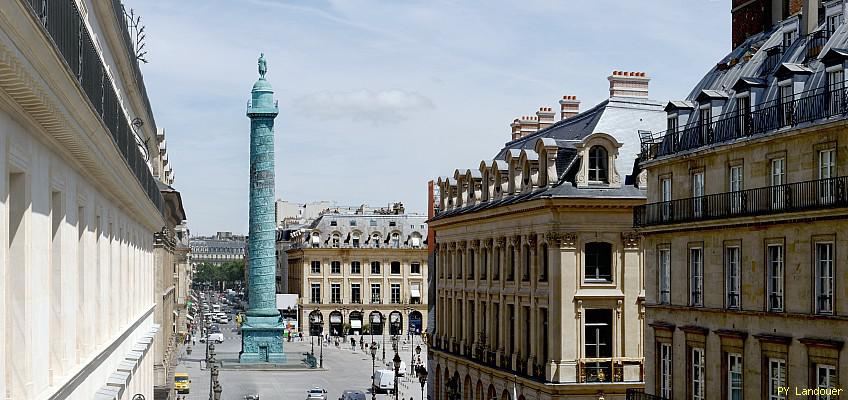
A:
294;89;435;123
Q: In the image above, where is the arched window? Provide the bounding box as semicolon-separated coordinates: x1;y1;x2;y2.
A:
352;232;361;248
371;232;381;248
588;145;609;183
331;232;340;248
585;242;612;282
391;232;400;248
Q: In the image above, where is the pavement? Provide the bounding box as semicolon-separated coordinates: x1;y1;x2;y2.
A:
174;320;428;400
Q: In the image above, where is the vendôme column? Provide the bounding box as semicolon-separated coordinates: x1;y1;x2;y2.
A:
240;53;285;363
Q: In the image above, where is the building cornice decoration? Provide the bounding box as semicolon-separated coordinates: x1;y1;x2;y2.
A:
457;241;467;250
527;234;537;247
496;237;506;247
469;239;480;249
483;238;493;249
448;242;456;250
622;232;641;249
509;235;521;246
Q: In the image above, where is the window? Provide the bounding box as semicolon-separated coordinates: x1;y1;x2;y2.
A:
540;243;548;282
728;353;743;400
390;284;401;304
828;69;844;114
331;261;341;274
661;177;672;220
658;248;671;304
331;283;341;304
493;249;500;280
351;283;361;304
351;261;361;274
370;261;381;274
827;13;842;35
311;232;320;248
815;242;834;314
780;83;794;125
726;247;741;309
768;358;786;400
390;232;400;248
782;29;796;47
768;244;784;312
771;158;786;209
370;283;381;304
390;261;401;275
369;219;377;226
352;232;361;248
699;107;712;144
371;232;382;248
521;245;530;281
310;283;321;304
816;364;837;399
737;95;751;134
349;220;357;226
508;246;516;281
331;233;340;248
411;262;421;274
690;247;704;306
311;261;321;274
588;146;609;183
585;242;612;282
659;343;672;398
389;221;396;227
330;220;337;226
691;347;706;400
583;309;612;382
692;172;704;218
730;165;744;213
819;149;836;203
667;115;678;133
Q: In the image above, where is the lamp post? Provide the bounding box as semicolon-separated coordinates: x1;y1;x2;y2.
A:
213;381;222;400
392;352;401;400
414;345;422;377
319;320;324;368
382;321;386;361
417;366;428;400
370;341;378;375
208;343;217;400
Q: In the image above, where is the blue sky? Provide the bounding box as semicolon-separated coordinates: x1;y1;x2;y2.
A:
131;0;730;235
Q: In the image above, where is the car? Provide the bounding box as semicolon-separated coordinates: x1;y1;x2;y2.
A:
174;373;190;394
339;390;366;400
372;370;395;394
306;387;327;400
244;395;260;400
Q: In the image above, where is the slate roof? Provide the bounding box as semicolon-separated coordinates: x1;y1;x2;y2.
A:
432;93;665;220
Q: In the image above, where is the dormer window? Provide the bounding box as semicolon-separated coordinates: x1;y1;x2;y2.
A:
699;106;711;143
331;233;340;248
826;9;843;36
736;94;751;135
779;80;794;125
667;115;678;133
352;232;361;248
782;29;797;47
588;145;609;183
828;67;845;114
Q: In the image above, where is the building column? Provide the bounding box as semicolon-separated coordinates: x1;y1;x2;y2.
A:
548;232;578;382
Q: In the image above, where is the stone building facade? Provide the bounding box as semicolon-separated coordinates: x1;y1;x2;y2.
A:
0;1;175;399
286;205;429;345
638;1;848;398
429;71;665;400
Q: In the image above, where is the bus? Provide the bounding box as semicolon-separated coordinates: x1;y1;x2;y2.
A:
174;373;190;394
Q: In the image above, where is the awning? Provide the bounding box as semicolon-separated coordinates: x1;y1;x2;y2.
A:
173;311;179;317
186;315;194;321
411;284;421;298
351;320;362;329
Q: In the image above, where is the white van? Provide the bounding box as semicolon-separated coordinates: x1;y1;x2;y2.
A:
372;369;395;393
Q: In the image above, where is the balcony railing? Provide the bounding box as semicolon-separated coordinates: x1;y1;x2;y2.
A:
23;0;164;215
578;359;623;383
626;389;668;400
634;176;848;228
640;82;848;162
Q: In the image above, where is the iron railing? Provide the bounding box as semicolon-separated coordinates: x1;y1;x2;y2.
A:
634;176;848;227
626;389;667;400
23;0;164;215
640;82;848;162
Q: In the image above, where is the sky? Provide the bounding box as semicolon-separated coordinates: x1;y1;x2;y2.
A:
129;0;731;236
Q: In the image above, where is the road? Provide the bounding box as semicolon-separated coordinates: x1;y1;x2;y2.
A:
174;319;428;400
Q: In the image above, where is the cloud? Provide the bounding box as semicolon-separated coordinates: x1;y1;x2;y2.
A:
293;89;435;124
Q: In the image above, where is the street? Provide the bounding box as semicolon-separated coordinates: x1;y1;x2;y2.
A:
176;319;428;400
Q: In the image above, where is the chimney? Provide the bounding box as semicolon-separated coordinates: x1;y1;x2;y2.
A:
536;107;556;129
519;116;539;138
558;96;580;120
510;118;521;141
608;71;650;98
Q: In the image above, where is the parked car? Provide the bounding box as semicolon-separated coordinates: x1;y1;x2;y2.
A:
372;370;395;394
306;387;327;400
339;390;366;400
244;395;260;400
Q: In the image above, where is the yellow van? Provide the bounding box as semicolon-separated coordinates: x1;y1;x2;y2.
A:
174;373;190;394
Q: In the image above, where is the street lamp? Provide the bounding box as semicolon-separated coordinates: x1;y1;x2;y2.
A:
392;352;401;400
417;366;428;400
370;341;378;376
208;344;217;400
391;335;399;352
213;381;222;400
319;320;324;368
414;345;422;377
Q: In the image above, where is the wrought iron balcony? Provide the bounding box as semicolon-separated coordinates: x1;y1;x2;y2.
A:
578;359;623;383
23;0;164;215
634;176;848;228
640;83;848;162
626;389;668;400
